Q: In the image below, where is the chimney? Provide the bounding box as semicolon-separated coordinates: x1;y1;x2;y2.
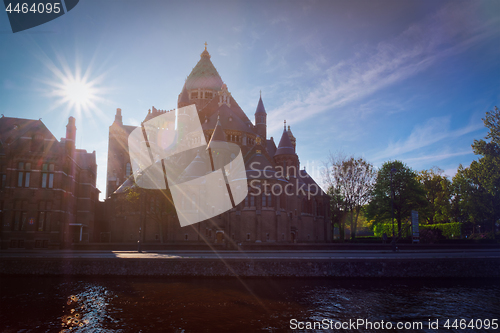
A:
114;108;123;125
65;116;76;154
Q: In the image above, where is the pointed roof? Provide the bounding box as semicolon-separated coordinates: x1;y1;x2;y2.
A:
208;113;227;146
185;45;223;91
274;121;295;156
202;104;250;133
255;94;266;115
266;138;277;157
179;84;190;105
0;116;57;145
299;169;326;195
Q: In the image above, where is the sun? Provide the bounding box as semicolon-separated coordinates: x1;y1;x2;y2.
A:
63;79;92;105
54;72;99;117
40;55;111;121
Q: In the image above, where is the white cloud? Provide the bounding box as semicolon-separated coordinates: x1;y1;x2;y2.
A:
372;116;483;162
266;2;499;133
403;150;472;164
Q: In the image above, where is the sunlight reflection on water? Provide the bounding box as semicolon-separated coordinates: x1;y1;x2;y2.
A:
59;285;119;332
0;277;498;332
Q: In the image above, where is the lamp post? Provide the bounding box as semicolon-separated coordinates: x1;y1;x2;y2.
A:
390;167;397;252
138;227;142;253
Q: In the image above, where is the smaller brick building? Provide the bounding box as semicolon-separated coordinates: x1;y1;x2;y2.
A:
0;115;99;249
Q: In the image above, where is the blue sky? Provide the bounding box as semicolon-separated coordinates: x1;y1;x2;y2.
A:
1;0;499;199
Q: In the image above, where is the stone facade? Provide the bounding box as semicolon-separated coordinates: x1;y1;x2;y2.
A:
102;46;331;245
0;116;99;249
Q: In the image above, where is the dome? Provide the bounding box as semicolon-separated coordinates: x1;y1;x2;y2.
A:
185;47;223;91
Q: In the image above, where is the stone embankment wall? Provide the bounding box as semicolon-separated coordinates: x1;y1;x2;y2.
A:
1;258;499;277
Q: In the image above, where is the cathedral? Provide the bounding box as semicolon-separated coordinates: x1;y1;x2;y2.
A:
101;45;331;245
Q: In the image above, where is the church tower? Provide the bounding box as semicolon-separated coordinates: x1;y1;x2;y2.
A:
106;108;132;198
274;120;299;177
254;93;267;140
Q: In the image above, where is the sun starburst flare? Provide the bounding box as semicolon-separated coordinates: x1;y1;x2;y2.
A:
37;53;113;123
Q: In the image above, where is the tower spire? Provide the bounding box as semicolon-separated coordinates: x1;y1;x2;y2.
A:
255;94;267;139
200;42;211;58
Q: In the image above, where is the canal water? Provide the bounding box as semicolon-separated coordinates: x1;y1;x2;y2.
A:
0;277;498;332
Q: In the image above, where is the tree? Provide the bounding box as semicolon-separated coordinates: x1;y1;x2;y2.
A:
471;106;500;198
349;158;377;239
452;164;495;233
327;185;345;241
472;106;500;158
366;160;427;237
324;154;376;240
452;106;500;233
417;167;452;224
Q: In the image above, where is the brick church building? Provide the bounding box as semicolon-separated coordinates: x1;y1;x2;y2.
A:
101;46;332;245
0;116;99;249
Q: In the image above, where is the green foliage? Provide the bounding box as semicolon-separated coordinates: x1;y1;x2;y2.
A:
417;167;452;224
365;160;427;236
451;107;500;232
472;106;500;159
373;222;411;238
423;222;461;238
373;222;461;239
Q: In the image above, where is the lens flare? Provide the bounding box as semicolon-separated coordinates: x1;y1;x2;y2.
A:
64;80;92;105
37;52;112;122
